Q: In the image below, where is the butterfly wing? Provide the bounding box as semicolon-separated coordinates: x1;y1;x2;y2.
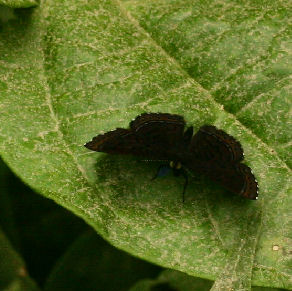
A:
84;128;143;155
189;125;244;163
129;113;186;159
184;125;258;199
85;113;186;159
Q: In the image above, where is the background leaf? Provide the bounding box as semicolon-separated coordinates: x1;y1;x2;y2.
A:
0;1;291;290
0;0;38;8
44;229;161;291
0;226;40;290
0;158;88;286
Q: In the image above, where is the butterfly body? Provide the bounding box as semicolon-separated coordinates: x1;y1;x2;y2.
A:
85;113;258;200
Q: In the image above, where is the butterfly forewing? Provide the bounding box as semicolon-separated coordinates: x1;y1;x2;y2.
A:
85;113;186;159
130;113;186;159
84;128;144;155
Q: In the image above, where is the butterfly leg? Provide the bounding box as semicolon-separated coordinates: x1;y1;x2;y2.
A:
173;168;188;203
181;169;188;203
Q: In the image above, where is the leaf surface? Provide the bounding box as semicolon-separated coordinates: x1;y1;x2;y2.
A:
0;1;291;290
123;0;292;168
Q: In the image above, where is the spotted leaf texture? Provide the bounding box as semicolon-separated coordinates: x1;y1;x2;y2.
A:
0;1;291;290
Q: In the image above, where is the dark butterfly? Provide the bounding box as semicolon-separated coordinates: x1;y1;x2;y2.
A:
85;113;258;201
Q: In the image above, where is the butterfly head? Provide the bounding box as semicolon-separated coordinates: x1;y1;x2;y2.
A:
170;161;182;170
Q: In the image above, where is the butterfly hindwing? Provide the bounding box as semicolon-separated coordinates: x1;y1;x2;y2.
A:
236;164;258;199
193;162;258;199
189;125;244;163
185;125;257;199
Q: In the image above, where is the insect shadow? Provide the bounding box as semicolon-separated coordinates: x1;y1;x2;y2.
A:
93;154;251;210
92;154;258;253
93;155;188;203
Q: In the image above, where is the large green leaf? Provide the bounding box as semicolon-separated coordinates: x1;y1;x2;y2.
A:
129;269;287;291
0;1;290;290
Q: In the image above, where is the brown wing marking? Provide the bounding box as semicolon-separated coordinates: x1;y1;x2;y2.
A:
130;113;185;131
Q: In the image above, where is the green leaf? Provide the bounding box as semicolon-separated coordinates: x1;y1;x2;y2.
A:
0;1;290;290
155;269;213;291
0;0;38;8
210;212;262;291
0;159;19;247
44;230;161;291
0;227;40;291
0;158;89;285
123;0;292;169
130;269;288;291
